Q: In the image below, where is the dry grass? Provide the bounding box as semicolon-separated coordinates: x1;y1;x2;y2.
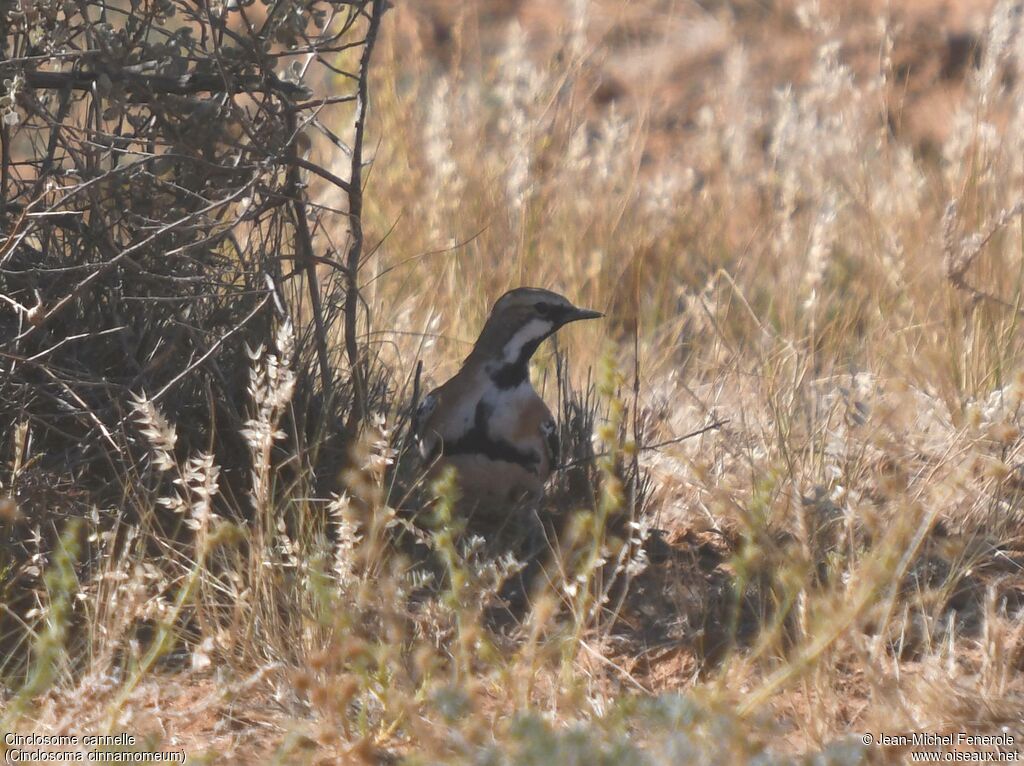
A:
4;0;1024;763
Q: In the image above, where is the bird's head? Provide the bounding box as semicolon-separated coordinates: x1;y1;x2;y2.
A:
469;287;603;377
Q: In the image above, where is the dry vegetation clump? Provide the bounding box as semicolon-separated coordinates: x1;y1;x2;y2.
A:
4;0;1024;763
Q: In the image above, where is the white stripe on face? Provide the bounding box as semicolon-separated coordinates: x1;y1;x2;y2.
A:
502;318;554;364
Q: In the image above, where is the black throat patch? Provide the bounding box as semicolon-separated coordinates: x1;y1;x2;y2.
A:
490;336;545;389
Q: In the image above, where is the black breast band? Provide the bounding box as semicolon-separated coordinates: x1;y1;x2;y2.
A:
442;400;540;472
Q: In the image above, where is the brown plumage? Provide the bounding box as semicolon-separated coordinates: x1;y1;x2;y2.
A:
415;287;602;519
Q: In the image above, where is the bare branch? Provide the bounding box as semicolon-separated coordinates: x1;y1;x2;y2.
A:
286;109;334;402
342;0;386;435
19;67;308;99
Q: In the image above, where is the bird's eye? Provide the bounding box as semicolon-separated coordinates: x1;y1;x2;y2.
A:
536;302;552;317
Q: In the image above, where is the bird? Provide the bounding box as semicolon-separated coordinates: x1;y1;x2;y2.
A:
413;287;603;526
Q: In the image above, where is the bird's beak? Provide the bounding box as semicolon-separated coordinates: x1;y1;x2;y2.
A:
565;306;604;323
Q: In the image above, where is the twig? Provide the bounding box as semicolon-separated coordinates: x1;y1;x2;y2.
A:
0;114;9;221
643;419;729;451
287;95;358;112
342;0;386;435
285;110;334;402
8;182;256;345
282;154;351;194
944;199;1024;310
557;419;728;471
360;226;488;288
151;295;271;403
20;67;308;99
